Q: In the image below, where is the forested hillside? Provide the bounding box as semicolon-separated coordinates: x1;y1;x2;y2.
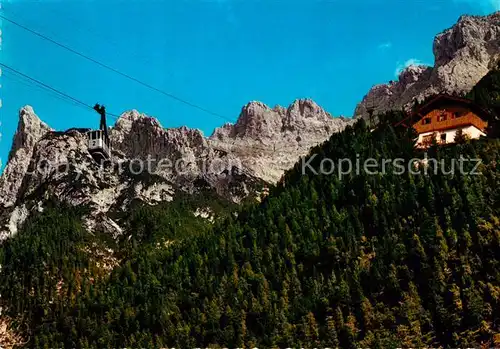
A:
467;67;500;137
1;110;499;348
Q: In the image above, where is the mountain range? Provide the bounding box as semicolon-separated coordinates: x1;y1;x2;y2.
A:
0;11;500;348
355;12;500;121
0;100;351;239
2;12;500;239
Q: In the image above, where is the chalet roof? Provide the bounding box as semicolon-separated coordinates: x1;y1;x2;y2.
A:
394;94;492;128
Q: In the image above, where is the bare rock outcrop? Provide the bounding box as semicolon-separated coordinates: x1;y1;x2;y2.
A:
355;12;500;122
0;106;52;208
210;99;352;183
0;99;350;239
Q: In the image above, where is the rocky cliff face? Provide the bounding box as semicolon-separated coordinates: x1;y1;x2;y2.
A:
6;11;496;240
0;107;52;208
210;99;350;183
0;99;351;239
355;12;500;121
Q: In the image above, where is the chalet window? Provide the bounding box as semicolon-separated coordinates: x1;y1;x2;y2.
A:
440;133;447;141
454;111;463;118
422;118;431;125
438;113;447;122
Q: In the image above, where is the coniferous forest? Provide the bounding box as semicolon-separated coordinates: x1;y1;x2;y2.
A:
0;71;500;348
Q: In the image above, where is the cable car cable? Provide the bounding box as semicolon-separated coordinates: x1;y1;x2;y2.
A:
20;6;158;69
0;14;231;123
3;70;93;113
0;62;122;119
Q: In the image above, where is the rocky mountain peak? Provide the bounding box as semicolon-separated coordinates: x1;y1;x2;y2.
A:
243;100;271;114
0;106;52;208
0;99;351;239
288;98;325;118
211;98;344;141
209;99;353;183
9;106;51;161
398;65;432;86
231;101;281;139
114;110;164;135
114;110;148;129
355;11;500;122
284;99;336;131
111;112;208;162
434;13;500;66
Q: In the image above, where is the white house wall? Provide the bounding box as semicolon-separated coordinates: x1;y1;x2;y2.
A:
416;125;486;146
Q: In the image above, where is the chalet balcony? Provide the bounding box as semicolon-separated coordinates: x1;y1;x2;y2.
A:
413;111;488;134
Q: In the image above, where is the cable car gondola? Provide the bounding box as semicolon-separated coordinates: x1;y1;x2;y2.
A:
87;103;111;163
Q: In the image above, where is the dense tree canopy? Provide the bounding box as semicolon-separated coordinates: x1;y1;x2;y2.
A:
1;110;499;348
466;67;500;138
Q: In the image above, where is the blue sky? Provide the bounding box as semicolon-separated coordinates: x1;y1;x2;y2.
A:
0;0;499;171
